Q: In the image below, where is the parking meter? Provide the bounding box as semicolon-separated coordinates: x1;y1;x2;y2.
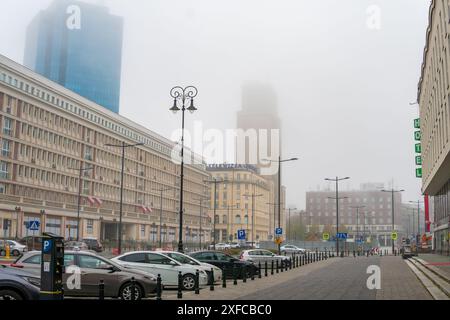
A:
40;232;64;300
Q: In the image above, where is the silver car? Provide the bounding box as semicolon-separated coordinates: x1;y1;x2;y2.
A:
280;245;306;255
0;240;28;257
240;249;291;266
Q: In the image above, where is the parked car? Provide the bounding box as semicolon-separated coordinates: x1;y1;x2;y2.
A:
82;237;103;252
189;250;258;278
0;240;28;256
209;243;231;250
111;251;208;290
157;251;222;283
12;251;157;300
228;242;240;249
280;245;306;255
64;241;90;252
18;236;43;251
401;245;417;259
0;264;40;300
240;249;291;267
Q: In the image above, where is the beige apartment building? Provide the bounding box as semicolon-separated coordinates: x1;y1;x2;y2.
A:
417;0;450;255
0;54;211;246
206;164;284;243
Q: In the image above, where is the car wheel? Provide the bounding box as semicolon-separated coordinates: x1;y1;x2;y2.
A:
12;250;20;256
0;290;23;300
182;274;196;291
0;250;5;256
119;282;143;300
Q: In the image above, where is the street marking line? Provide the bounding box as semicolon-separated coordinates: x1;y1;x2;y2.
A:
413;257;450;284
405;259;449;300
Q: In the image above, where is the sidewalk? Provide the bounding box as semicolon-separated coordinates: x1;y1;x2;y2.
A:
164;257;339;300
416;253;450;280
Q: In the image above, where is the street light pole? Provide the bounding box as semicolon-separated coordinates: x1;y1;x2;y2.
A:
381;188;405;254
263;157;298;254
152;187;173;249
105;141;144;254
349;205;365;251
68;165;93;241
170;86;198;253
204;177;228;250
244;193;263;246
325;176;350;255
193;196;210;250
409;200;423;253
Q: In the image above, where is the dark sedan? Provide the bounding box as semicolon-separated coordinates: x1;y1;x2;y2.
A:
188;250;257;278
0;264;40;300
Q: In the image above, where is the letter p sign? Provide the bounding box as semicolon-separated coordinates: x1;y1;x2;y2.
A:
43;240;52;253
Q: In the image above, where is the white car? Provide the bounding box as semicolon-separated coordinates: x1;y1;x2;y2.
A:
111;251;208;290
0;240;28;256
157;251;222;283
240;249;291;266
209;243;231;250
280;245;306;255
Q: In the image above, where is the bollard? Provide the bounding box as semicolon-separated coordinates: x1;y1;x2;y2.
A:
5;245;10;259
222;267;227;288
271;260;274;275
233;265;238;285
251;266;255;280
130;277;137;301
289;257;292;270
209;269;215;291
264;261;268;276
177;272;183;298
99;279;104;300
156;274;162;300
280;259;284;272
276;260;279;273
195;269;200;294
258;262;262;278
243;267;247;283
285;259;288;272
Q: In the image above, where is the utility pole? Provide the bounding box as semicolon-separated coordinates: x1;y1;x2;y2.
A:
381;188;404;254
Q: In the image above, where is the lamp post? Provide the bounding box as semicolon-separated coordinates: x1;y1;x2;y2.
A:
193;196;209;250
349;205;365;250
204;177;228;250
381;188;404;253
325;176;350;255
170;86;198;253
243;193;263;245
409;200;424;254
287;207;297;241
68;165;93;241
104;141;144;254
152;187;174;249
14;206;21;239
263;157;298;254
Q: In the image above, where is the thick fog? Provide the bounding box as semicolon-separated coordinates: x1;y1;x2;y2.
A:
0;0;430;209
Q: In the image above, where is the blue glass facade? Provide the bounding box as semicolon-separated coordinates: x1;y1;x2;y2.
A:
24;0;123;113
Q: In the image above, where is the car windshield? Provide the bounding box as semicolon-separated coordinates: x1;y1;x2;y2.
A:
164;252;199;265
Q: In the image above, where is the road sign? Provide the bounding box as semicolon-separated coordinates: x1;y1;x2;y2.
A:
275;228;283;235
322;232;330;241
27;220;40;231
237;229;246;240
336;233;348;239
391;232;398;240
275;237;283;245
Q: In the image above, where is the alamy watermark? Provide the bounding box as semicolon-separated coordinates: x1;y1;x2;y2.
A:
366;265;381;289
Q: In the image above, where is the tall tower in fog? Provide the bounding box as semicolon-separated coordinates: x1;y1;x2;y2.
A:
24;0;123;113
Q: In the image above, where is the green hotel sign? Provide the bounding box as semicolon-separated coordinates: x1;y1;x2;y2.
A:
415;143;421;153
414;130;421;141
415;156;422;165
414;118;420;129
416;167;422;178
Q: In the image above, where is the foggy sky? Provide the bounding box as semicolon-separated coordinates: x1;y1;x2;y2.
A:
0;0;430;209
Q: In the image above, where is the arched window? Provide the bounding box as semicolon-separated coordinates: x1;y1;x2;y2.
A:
235;215;241;224
214;215;219;223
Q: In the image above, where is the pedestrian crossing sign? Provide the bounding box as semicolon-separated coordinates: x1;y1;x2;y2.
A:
322;232;330;241
275;237;283;245
391;232;398;240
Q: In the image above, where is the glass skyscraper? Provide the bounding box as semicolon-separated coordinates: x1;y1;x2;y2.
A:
24;0;123;113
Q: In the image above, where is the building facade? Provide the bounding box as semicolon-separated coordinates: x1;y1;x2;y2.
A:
206;164;278;243
0;54;211;247
305;186;403;247
24;0;123;113
417;0;450;255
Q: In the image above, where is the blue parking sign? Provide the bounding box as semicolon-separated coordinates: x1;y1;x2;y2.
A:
43;240;52;253
275;228;283;235
237;229;246;240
